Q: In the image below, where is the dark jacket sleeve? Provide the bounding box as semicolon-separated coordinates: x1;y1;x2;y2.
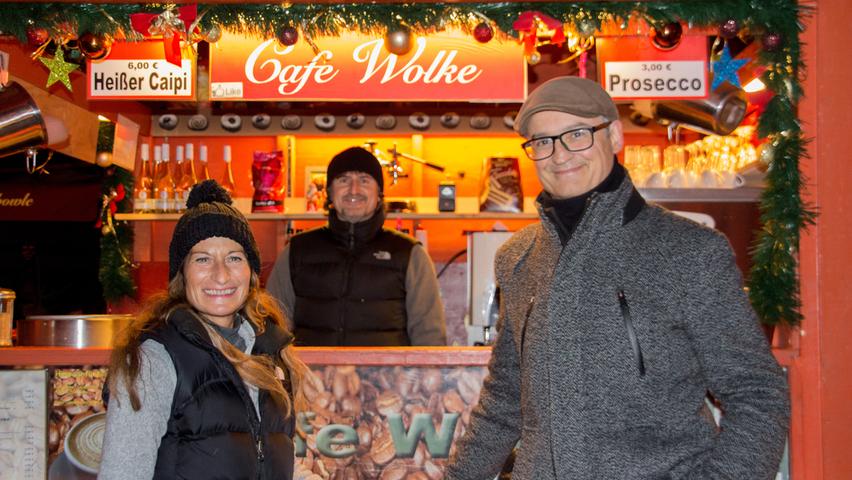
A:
445;251;522;480
680;234;790;479
404;244;447;346
266;245;296;331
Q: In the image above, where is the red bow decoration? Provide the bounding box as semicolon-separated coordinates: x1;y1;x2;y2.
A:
130;5;197;66
513;11;565;56
95;184;126;229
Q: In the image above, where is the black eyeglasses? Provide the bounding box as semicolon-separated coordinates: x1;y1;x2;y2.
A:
521;121;612;161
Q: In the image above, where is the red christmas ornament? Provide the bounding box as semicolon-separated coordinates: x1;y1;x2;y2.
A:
473;22;494;43
651;22;683;51
78;32;113;60
277;26;299;46
719;19;740;39
761;32;783;52
26;26;49;47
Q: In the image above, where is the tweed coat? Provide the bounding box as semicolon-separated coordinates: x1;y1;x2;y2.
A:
445;176;789;480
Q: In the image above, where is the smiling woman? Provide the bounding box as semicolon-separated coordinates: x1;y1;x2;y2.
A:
183;237;251;328
99;180;309;480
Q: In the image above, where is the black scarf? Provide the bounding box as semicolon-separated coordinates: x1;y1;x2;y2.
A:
539;156;626;244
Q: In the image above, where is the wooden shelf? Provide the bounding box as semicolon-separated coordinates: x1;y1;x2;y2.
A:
116;188;761;222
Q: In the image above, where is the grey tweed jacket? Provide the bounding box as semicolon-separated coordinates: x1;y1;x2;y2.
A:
446;176;789;480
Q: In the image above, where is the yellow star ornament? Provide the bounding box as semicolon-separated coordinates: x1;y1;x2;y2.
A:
38;48;79;91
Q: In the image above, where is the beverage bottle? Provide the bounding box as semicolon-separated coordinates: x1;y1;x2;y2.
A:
221;145;236;196
185;143;199;186
174;145;193;212
199;144;211;181
153;144;176;213
133;144;153;213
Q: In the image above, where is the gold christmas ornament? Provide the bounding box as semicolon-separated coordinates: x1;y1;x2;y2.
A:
79;32;112;60
527;51;542;65
758;142;775;165
101;224;114;236
385;26;413;55
96;151;113;168
204;25;222;43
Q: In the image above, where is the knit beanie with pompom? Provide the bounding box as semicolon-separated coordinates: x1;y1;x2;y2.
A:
168;179;261;280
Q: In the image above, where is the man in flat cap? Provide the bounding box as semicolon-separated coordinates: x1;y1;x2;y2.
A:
445;77;789;479
267;146;446;346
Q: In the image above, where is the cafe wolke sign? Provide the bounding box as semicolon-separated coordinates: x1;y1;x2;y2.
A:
596;35;709;100
208;29;526;102
87;40;196;100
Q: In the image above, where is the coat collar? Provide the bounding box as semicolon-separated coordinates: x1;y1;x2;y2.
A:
167;307;293;356
536;169;646;241
328;205;386;247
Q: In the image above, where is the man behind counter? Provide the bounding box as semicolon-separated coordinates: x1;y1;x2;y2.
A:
267;147;447;346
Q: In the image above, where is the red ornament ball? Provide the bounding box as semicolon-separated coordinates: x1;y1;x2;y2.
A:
277;26;299;46
651;22;683;51
761;32;783;52
473;22;494;44
26;26;49;47
78;32;112;60
719;19;740;39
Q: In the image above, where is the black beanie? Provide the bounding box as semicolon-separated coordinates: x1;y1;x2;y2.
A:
168;180;261;280
326;147;384;192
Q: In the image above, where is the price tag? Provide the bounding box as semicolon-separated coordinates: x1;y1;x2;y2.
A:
596;35;708;101
0;369;48;479
603;60;707;99
87;40;195;100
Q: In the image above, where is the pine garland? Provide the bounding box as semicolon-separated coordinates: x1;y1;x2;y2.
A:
96;121;136;302
1;1;814;325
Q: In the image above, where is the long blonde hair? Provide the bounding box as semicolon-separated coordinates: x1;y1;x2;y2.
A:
108;271;308;417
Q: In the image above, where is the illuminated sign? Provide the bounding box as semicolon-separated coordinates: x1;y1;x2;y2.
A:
209;30;526;102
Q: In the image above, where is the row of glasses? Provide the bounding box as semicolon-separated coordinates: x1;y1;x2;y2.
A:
623;126;759;188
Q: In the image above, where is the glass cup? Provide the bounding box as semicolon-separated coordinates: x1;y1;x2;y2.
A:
0;289;15;347
640;145;661;173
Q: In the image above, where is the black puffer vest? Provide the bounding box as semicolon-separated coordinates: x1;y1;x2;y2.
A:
143;308;295;480
289;208;416;346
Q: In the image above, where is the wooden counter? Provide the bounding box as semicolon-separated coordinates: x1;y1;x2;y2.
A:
0;346;492;366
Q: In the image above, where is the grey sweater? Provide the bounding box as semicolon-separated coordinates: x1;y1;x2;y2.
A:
445;177;789;480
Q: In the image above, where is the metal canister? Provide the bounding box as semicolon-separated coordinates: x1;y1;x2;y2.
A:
16;314;132;348
0;289;15;347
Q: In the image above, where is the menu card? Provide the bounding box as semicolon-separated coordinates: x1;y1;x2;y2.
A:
0;369;48;479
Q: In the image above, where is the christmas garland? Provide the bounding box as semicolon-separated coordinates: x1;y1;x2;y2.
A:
96;121;136;302
0;1;814;325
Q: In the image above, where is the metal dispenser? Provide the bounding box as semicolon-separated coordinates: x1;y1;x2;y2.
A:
466;231;513;345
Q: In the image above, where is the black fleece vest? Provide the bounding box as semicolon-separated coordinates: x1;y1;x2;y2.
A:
144;309;295;480
289;224;416;346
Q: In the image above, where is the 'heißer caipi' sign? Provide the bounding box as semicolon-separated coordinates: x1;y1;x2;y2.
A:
209;29;526;102
87;40;195;100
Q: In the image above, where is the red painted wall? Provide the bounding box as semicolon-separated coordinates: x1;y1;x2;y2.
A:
795;1;852;478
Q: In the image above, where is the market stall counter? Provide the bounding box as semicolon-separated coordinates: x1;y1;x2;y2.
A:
0;346;490;479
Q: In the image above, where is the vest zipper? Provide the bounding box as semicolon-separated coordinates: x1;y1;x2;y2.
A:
617;289;645;376
339;223;356;344
254;392;265;479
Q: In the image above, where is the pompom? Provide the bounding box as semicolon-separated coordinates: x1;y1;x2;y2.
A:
186;179;233;209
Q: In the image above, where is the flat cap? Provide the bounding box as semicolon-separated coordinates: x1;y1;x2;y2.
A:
514;76;619;137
